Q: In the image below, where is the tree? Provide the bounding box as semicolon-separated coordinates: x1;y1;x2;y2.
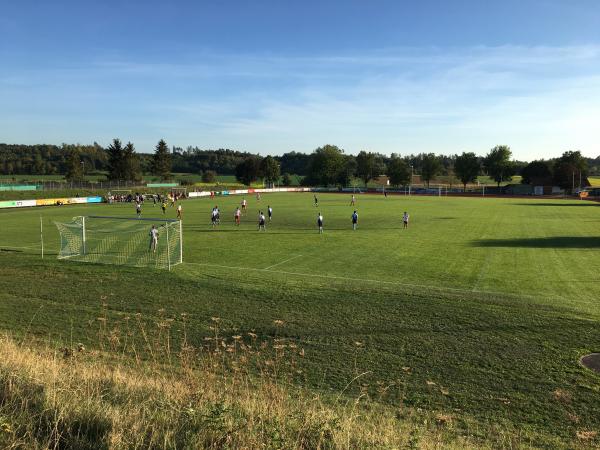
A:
281;173;292;186
387;156;411;187
454;152;480;191
305;145;346;186
201;170;217;183
64;150;84;182
152;139;171;180
421;153;442;187
484;145;515;186
107;138;125;180
356;151;376;186
339;155;357;187
521;160;552;185
235;156;262;186
123;142;142;182
261;155;280;187
553;151;588;191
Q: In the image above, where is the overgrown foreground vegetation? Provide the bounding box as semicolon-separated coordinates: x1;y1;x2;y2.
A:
0;328;490;450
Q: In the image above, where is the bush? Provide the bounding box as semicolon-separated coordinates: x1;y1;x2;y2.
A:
201;170;217;183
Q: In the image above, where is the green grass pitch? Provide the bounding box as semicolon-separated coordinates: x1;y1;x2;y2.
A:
0;192;599;445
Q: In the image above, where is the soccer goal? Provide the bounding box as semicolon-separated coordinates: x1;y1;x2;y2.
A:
54;216;182;270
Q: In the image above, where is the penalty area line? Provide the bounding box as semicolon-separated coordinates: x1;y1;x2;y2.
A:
183;261;534;299
264;254;303;270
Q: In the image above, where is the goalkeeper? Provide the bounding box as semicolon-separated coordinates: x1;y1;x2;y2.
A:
149;225;159;253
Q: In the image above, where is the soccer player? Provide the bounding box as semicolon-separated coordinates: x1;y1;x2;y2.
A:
350;194;355;206
211;207;217;227
234;207;241;226
176;204;183;220
136;202;142;218
402;211;409;229
256;192;261;201
211;206;220;227
317;212;323;234
161;201;167;215
241;198;247;212
351;210;358;230
258;211;266;231
267;205;272;221
149;225;159;253
314;194;318;207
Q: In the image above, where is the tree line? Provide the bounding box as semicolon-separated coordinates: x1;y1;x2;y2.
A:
0;141;597;190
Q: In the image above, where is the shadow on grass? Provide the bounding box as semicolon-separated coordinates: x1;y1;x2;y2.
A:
515;202;599;207
472;236;600;248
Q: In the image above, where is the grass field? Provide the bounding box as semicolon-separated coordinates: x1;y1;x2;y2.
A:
1;193;599;447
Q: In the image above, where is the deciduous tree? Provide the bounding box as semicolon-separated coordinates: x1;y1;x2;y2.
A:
484;145;515;186
387;156;411;187
454;152;480;191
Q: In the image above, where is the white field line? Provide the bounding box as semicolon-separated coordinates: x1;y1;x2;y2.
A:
183;261;535;299
0;245;40;250
264;254;302;270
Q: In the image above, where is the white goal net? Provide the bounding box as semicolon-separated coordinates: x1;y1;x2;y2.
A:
54;216;182;270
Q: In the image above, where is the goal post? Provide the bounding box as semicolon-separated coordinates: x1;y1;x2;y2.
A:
54;216;183;270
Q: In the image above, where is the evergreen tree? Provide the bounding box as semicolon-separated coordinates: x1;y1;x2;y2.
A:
123;142;142;182
107;138;125;180
64;150;84;182
152;139;172;180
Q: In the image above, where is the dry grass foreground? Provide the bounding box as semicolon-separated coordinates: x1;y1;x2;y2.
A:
0;320;494;450
0;311;597;450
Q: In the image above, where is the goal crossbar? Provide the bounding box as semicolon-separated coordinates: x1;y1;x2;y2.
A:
88;215;180;223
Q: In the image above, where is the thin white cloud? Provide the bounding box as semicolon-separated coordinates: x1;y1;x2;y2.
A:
1;45;600;158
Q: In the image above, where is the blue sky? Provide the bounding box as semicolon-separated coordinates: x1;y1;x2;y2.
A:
1;0;600;159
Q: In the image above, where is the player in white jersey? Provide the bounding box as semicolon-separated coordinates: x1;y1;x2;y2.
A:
176;204;182;220
211;207;219;227
317;212;323;234
234;207;241;226
402;211;409;229
258;211;266;231
241;198;247;212
136;202;142;218
350;195;355;206
267;206;273;221
149;225;159;252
